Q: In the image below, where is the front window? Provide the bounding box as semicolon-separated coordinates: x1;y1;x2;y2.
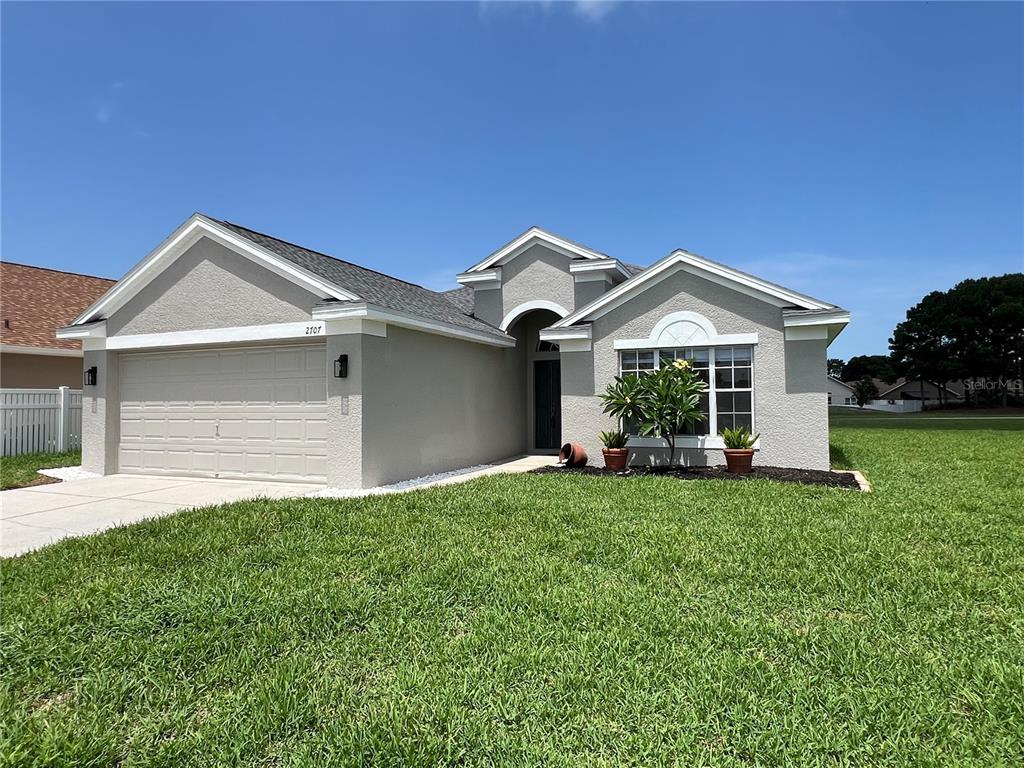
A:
617;345;753;436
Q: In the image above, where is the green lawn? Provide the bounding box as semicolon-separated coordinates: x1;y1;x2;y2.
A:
0;451;80;490
829;406;1024;431
2;420;1023;766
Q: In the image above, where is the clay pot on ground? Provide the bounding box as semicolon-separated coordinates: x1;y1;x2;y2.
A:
602;448;628;472
723;448;754;474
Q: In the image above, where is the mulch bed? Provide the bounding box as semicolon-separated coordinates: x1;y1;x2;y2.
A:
531;463;861;489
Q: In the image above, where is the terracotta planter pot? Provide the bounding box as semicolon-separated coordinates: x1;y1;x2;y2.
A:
723;448;755;474
559;442;588;468
602;448;629;472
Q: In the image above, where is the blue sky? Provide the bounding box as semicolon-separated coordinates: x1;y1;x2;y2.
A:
2;1;1021;359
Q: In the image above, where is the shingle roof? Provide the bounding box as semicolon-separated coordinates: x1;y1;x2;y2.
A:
1;262;116;350
441;286;475;314
216;220;508;340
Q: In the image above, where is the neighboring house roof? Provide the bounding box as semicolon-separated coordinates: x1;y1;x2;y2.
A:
218;221;507;339
874;377;965;399
0;262;115;353
827;375;856;392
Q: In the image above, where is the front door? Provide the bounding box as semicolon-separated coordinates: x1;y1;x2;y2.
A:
534;359;561;450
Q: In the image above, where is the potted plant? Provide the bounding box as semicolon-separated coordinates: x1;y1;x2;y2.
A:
721;426;759;473
599;429;629;471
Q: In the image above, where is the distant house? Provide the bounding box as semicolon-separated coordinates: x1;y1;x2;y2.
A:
827;375;857;406
876;378;964;403
0;263;116;388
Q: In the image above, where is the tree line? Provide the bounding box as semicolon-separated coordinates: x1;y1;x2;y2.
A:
828;273;1024;407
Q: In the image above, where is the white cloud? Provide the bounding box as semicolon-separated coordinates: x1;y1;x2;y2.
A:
91;81;129;125
477;0;620;23
572;0;620;22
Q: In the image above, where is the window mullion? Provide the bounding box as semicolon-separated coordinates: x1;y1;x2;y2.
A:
709;347;718;435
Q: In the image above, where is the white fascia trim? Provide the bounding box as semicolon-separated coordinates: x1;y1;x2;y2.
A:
0;344;84;358
312;303;516;348
324;318;388;337
56;320;107;339
569;258;626;277
539;324;592;352
785;326;828;341
456;267;502;288
538;325;591;342
627;435;761;451
71;215;360;326
783;310;851;328
554;251;833;328
572;271;613;284
88;321;329;351
677;253;831;310
499;300;569;332
465;228;612;273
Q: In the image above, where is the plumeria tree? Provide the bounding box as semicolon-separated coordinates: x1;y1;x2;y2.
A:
600;358;707;466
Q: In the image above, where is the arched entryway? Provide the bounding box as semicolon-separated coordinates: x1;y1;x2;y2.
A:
506;307;564;454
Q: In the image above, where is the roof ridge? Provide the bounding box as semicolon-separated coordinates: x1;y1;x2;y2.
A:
0;261;117;282
218;219;439;295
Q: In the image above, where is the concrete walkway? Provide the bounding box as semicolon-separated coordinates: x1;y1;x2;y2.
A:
0;456;557;558
0;475;312;558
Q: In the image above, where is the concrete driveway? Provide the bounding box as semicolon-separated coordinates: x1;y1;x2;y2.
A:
0;475;314;558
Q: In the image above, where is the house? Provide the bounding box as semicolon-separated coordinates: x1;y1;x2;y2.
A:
827;375;857;406
0;262;116;388
876;378;964;403
57;214;849;487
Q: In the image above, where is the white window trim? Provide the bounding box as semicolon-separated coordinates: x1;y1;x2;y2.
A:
627;435;761;451
617;344;756;443
613;311;758;350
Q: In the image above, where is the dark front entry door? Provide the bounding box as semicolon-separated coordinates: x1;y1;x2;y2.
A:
534;360;561;450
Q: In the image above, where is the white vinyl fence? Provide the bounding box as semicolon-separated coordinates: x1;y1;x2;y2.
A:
1;388;83;457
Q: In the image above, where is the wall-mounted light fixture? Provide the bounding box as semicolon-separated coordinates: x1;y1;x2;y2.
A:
84;366;98;386
334;354;348;378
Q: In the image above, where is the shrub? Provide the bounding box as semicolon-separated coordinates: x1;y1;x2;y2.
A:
600;359;707;466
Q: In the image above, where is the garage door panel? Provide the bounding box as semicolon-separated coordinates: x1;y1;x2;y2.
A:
118;343;327;482
306;418;328;443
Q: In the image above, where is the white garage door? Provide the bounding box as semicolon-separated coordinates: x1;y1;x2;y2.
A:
119;343;327;482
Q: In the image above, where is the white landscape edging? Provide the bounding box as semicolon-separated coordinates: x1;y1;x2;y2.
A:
305;464;495;499
37;466;100;483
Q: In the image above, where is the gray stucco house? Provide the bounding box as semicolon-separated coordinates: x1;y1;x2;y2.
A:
59;214;849;487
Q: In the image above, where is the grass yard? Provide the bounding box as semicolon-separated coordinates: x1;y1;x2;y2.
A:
0;451;80;490
2;419;1022;766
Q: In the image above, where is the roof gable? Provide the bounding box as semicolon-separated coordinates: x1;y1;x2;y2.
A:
463;226;630;276
68;214;511;344
73;214;358;326
553;249;842;329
